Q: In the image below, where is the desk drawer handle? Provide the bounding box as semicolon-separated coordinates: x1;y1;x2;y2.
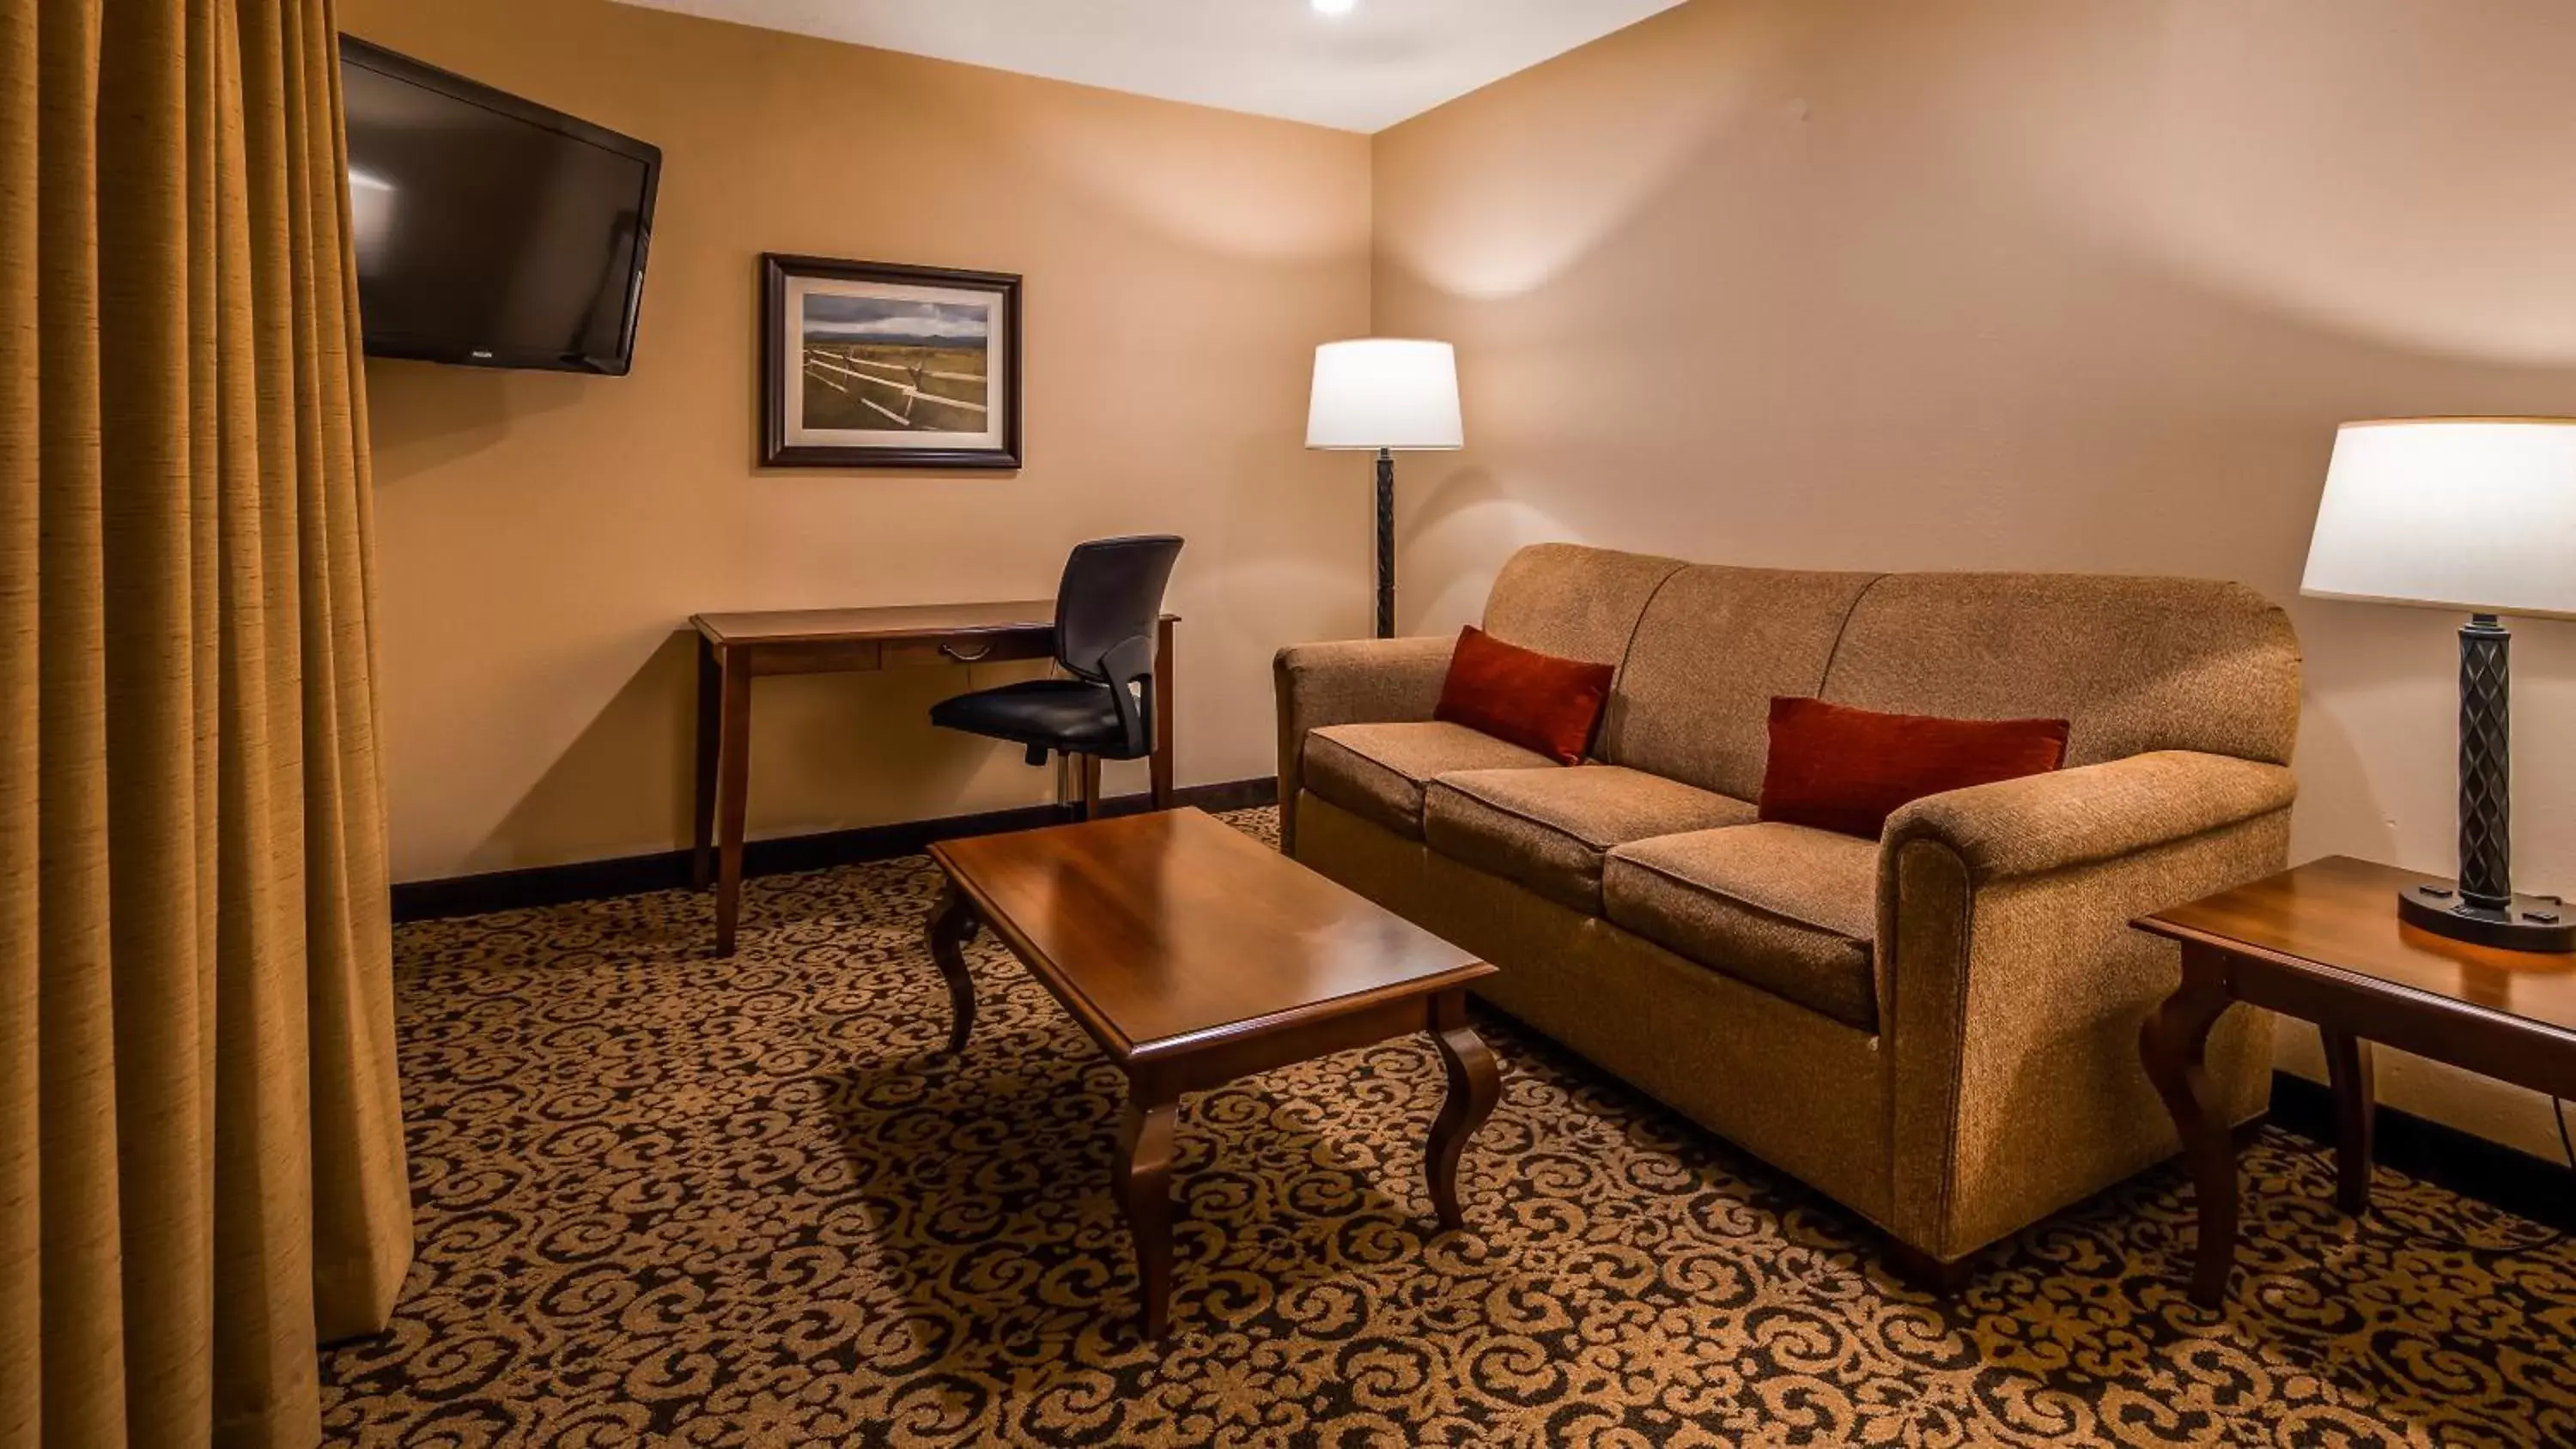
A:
939;641;994;663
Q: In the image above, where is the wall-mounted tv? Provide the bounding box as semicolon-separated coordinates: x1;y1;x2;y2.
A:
340;37;660;374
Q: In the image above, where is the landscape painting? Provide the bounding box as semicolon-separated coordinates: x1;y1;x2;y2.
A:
760;255;1023;468
799;294;989;433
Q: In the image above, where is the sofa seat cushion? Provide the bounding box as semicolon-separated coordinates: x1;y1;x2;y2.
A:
1303;722;1556;840
1425;766;1756;914
1603;823;1880;1030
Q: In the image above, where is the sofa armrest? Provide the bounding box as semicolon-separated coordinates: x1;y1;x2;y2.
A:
1875;749;2296;1264
1883;750;2299;883
1273;635;1456;852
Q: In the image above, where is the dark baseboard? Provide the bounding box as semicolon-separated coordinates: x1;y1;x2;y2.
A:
391;776;1278;924
2268;1070;2576;1234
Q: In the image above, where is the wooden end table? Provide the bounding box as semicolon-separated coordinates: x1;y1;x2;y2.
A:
924;807;1502;1338
2135;854;2576;1307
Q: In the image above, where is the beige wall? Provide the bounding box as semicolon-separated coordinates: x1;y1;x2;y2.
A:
1372;0;2576;1158
338;0;1372;883
351;0;2575;1158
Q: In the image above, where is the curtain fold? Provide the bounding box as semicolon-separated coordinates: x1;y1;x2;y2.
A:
2;0;410;1444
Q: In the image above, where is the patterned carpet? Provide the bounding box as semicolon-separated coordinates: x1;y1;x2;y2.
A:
323;809;2576;1447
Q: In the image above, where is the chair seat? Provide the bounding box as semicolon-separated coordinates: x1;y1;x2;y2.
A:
1303;722;1556;840
930;678;1139;759
1602;823;1880;1031
1425;766;1755;914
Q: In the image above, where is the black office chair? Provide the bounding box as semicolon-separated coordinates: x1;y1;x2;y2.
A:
929;535;1182;819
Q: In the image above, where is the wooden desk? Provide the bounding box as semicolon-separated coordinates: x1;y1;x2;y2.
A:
689;603;1179;956
2135;855;2576;1307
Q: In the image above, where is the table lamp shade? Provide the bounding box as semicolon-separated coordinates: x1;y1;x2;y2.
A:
1305;339;1463;451
2301;418;2576;621
2300;416;2576;953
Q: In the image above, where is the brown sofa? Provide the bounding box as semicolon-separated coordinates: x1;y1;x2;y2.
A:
1274;544;2300;1281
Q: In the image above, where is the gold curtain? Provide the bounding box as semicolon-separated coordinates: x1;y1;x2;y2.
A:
2;0;411;1444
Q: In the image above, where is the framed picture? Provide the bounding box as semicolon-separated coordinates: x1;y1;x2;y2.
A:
760;254;1023;469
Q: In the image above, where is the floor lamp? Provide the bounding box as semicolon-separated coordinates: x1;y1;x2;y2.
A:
2301;416;2576;952
1305;339;1463;639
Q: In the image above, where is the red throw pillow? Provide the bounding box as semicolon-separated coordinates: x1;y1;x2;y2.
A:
1434;626;1615;767
1758;696;2070;839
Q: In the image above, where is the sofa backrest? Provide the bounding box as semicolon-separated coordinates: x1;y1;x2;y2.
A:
1477;545;2304;793
1480;543;1684;665
1601;564;1882;798
1816;573;2300;768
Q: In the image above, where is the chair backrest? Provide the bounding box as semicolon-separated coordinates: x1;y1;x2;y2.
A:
1054;535;1183;681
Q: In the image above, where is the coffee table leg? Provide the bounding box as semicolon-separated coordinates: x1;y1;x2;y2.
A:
1114;1081;1179;1339
2324;1028;2376;1216
1426;990;1500;1232
925;880;980;1055
2139;942;2240;1309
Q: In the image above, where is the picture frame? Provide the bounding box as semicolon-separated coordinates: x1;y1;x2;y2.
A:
759;253;1024;469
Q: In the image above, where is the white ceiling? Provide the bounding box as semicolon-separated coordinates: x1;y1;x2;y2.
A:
607;0;1683;133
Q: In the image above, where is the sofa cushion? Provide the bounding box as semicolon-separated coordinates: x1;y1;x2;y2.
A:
1603;823;1879;1030
1596;563;1881;799
1817;573;2301;767
1425;766;1755;914
1480;543;1686;666
1303;722;1555;840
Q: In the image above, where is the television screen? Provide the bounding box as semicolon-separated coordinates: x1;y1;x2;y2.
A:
340;38;660;373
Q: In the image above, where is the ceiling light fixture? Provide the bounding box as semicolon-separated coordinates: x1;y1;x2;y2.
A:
1312;0;1356;15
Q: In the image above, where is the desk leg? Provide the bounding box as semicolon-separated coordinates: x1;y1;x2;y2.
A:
2324;1028;2376;1216
1151;616;1176;810
1115;1076;1179;1340
714;656;753;957
2140;942;2239;1309
692;635;721;889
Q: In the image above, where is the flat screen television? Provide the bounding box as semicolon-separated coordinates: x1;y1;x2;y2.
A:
340;37;660;374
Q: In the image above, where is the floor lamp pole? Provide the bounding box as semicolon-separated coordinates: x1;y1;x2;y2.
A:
1374;446;1396;639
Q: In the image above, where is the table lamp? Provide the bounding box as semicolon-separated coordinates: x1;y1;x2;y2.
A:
2301;417;2576;952
1306;339;1464;638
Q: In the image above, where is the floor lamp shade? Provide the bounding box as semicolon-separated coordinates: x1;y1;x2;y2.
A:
2301;417;2576;951
1305;340;1464;451
1305;340;1464;638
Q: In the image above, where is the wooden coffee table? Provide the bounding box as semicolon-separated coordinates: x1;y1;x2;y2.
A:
924;807;1500;1338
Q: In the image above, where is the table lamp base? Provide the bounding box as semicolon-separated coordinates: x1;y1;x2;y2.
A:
2397;882;2576;952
